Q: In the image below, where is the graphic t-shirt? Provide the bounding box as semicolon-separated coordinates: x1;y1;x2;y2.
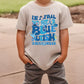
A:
16;1;73;70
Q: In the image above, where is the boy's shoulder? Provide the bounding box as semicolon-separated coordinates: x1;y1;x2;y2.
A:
19;1;33;12
55;1;68;9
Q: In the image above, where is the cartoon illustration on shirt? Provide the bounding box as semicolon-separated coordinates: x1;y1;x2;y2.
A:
30;14;58;46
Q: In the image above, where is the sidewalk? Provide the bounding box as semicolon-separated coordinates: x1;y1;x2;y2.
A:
0;18;84;84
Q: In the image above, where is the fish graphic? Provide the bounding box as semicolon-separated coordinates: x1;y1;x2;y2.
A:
29;32;35;38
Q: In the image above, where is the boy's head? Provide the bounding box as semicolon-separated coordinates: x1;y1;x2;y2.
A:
36;0;51;3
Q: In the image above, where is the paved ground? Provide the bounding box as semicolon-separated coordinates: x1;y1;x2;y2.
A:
0;18;84;84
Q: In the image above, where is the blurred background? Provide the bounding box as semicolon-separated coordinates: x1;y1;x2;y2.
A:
0;0;84;84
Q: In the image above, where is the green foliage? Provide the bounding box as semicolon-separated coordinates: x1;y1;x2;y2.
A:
56;0;84;7
0;0;84;13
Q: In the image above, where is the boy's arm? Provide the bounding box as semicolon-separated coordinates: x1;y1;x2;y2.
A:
54;28;69;63
16;30;33;64
53;5;73;64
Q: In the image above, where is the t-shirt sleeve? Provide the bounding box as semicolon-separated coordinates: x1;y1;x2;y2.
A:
16;8;27;31
59;6;73;30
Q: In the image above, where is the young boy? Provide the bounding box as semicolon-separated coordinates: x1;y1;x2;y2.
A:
16;0;73;84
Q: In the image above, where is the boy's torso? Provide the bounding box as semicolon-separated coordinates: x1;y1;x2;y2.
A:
19;1;68;70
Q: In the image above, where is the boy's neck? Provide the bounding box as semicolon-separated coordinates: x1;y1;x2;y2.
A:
35;0;52;5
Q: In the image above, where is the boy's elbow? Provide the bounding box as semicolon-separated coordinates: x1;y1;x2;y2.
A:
16;29;25;35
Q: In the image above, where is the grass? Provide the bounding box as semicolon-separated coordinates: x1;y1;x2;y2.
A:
56;0;84;6
0;0;32;14
0;0;84;14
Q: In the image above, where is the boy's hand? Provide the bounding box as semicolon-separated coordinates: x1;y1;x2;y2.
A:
21;55;33;64
54;55;66;64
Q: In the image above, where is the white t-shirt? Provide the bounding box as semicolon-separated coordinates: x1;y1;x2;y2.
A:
16;1;73;70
